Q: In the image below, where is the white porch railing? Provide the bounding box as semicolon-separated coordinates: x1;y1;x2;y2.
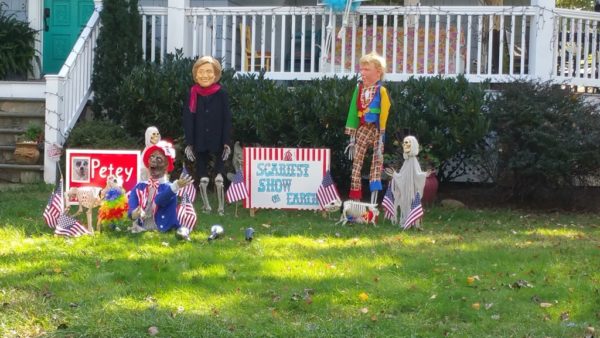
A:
44;5;101;183
553;8;600;87
138;3;584;84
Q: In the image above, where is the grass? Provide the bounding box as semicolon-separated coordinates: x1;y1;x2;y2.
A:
0;184;598;337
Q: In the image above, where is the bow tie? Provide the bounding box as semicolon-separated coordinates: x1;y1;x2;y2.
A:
148;179;160;189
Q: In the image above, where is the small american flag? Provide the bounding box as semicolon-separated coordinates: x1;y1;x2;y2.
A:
177;166;196;203
177;192;197;231
54;214;92;237
317;171;341;209
382;181;395;221
226;171;249;203
43;178;64;229
403;192;424;230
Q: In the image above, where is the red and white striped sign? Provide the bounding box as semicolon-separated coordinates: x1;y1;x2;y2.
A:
243;147;331;210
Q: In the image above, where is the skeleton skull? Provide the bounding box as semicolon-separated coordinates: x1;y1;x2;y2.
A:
403;138;412;154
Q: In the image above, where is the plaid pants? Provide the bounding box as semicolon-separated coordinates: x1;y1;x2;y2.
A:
350;123;382;195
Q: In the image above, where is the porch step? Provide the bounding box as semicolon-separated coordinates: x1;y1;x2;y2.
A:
0;163;44;184
0;99;46;184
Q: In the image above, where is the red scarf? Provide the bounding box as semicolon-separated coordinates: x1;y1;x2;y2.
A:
189;83;221;112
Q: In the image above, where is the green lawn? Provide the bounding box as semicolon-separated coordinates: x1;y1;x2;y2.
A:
0;184;598;337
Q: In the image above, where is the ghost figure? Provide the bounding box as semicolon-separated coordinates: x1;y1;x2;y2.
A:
182;56;232;216
388;136;429;228
141;126;162;181
145;126;161;148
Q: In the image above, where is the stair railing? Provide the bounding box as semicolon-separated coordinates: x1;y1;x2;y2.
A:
44;3;102;183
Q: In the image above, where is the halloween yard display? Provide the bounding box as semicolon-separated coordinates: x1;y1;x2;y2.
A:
385;136;429;229
183;56;232;216
344;52;391;204
128;141;194;235
97;174;128;231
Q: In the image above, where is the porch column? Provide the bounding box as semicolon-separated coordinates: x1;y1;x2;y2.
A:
44;75;64;184
28;0;43;79
167;0;191;56
528;0;556;81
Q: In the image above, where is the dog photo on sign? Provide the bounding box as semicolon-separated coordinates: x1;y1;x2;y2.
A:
71;157;90;183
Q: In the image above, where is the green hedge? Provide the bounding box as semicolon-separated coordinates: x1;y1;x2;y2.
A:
488;80;600;200
99;55;492;193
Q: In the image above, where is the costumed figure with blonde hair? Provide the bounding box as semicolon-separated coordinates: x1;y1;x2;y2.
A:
128;140;194;235
183;56;231;216
345;52;391;204
392;135;430;229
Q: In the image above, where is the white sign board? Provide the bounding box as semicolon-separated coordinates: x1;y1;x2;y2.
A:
243;147;331;210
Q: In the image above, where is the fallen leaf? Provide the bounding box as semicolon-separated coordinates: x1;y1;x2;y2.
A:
370;315;378;321
359;292;369;301
539;302;553;308
585;326;595;338
360;307;369;314
471;303;481;310
467;276;475;285
148;326;159;336
511;279;533;289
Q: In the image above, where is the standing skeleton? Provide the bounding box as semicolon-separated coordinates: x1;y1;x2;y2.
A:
183;56;232;215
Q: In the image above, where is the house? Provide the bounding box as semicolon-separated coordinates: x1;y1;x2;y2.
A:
0;0;598;183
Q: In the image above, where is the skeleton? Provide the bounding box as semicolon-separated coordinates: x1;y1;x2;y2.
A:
67;186;102;233
141;126;162;181
336;200;380;226
183;56;232;216
384;136;430;228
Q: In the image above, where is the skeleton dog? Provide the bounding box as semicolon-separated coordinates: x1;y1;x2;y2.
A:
336;200;379;226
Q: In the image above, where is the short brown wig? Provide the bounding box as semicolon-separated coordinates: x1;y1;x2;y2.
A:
192;56;222;83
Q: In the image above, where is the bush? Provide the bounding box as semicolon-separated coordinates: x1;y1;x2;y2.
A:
92;0;142;121
116;51;195;142
385;76;491;182
66;119;138;149
112;60;493;193
0;5;37;80
489;80;600;199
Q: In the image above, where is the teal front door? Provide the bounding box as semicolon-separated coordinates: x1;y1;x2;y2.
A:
43;0;94;74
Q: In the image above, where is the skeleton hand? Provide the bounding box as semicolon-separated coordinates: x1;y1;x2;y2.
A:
131;206;143;220
184;145;196;162
344;136;356;161
222;144;231;161
174;173;194;190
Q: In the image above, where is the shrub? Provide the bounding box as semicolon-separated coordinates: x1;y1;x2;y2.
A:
65;119;138;149
112;61;492;192
116;51;195;142
488;80;600;199
385;76;491;182
0;5;37;80
92;0;142;121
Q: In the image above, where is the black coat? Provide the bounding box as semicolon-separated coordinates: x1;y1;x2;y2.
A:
182;87;232;153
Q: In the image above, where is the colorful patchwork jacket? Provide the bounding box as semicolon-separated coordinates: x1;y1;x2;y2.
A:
344;81;391;136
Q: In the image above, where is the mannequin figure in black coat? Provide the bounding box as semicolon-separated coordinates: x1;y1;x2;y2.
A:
182;56;232;215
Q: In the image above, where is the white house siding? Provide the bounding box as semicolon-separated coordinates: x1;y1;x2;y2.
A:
2;0;27;21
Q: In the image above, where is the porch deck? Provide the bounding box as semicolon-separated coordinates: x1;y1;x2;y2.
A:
141;4;600;87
